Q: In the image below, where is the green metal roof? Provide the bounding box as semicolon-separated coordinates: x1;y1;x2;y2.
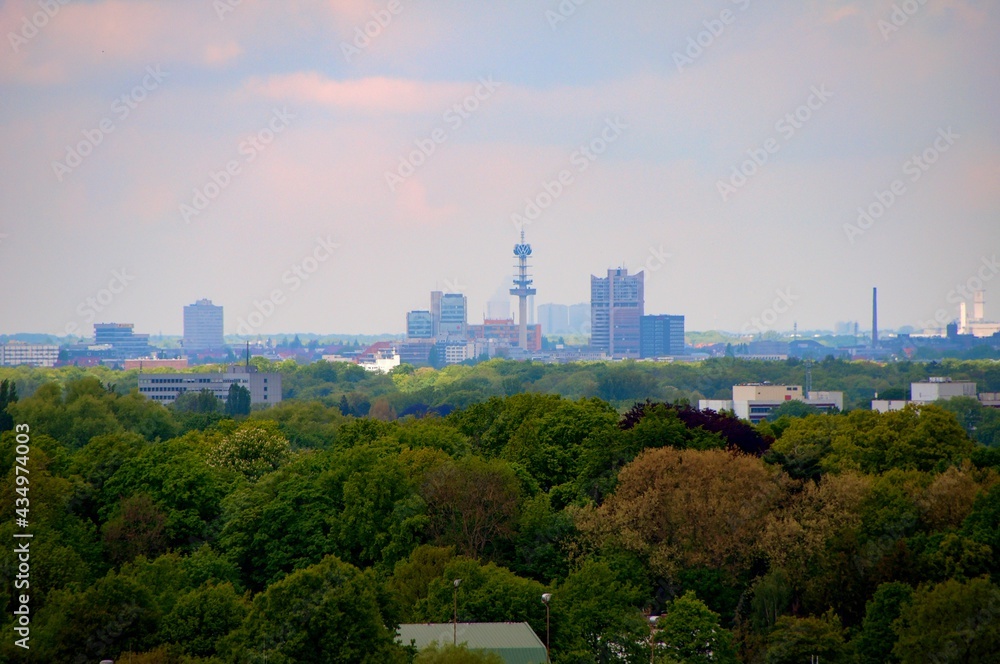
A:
397;622;547;664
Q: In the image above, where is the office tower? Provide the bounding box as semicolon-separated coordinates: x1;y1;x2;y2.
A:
183;298;224;350
640;314;685;358
407;310;434;339
438;293;468;337
568;303;591;335
591;268;644;357
538;304;569;335
94;323;152;359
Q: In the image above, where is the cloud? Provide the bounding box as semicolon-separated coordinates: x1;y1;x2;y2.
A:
245;72;476;115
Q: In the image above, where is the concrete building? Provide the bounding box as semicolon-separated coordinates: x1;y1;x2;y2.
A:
437;293;468;338
959;290;1000;337
591;268;644;358
406;310;434;339
125;358;189;371
358;347;401;374
979;393;1000;409
137;364;281;406
0;342;59;367
640;314;685;358
94;323;152;359
568;303;591;335
468;319;543;352
538;303;570;335
183;299;224;350
911;377;977;403
701;383;844;423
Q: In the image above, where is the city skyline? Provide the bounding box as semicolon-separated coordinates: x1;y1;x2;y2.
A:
2;1;998;335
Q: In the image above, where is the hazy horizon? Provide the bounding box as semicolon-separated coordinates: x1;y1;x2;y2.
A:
2;1;998;337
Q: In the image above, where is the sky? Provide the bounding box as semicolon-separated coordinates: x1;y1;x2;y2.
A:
1;0;998;338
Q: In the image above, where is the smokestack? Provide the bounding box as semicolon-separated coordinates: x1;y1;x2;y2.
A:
872;287;878;349
974;290;985;322
960;301;968;333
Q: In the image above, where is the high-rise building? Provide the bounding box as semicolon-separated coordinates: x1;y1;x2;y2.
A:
438;293;468;338
568;303;591;335
538;304;569;335
591;268;644;358
640;315;685;358
430;291;443;337
94;323;152;359
407;310;434;339
183;298;224;350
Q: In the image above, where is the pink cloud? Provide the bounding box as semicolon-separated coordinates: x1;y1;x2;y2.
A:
246;72;472;114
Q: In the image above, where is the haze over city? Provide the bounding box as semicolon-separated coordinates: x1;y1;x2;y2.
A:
2;0;998;336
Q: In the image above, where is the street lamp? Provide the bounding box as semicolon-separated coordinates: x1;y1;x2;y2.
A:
541;593;552;663
648;614;660;664
453;579;462;646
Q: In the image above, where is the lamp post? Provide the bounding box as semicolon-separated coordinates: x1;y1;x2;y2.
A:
541;593;552;662
453;579;462;646
648;614;660;664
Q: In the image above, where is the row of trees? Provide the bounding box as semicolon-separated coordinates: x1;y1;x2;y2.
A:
1;368;999;661
5;356;1000;415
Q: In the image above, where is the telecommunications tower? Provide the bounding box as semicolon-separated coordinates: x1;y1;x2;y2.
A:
510;231;537;350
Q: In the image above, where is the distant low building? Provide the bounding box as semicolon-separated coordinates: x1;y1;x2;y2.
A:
468;319;543;352
700;383;844;423
125;358;189;371
397;623;547;664
137;364;280;406
910;377;977;403
0;342;59;367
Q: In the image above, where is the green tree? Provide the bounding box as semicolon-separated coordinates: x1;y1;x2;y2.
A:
160;582;249;657
173;388;220;414
655;590;737;664
0;378;18;432
225;383;252;416
220;555;407;663
765;612;847;664
892;577;1000;663
208;420;291;481
853;582;913;664
421;456;521;558
551;560;646;663
767;399;821;421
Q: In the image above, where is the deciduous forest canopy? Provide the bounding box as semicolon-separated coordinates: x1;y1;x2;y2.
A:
1;359;999;662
